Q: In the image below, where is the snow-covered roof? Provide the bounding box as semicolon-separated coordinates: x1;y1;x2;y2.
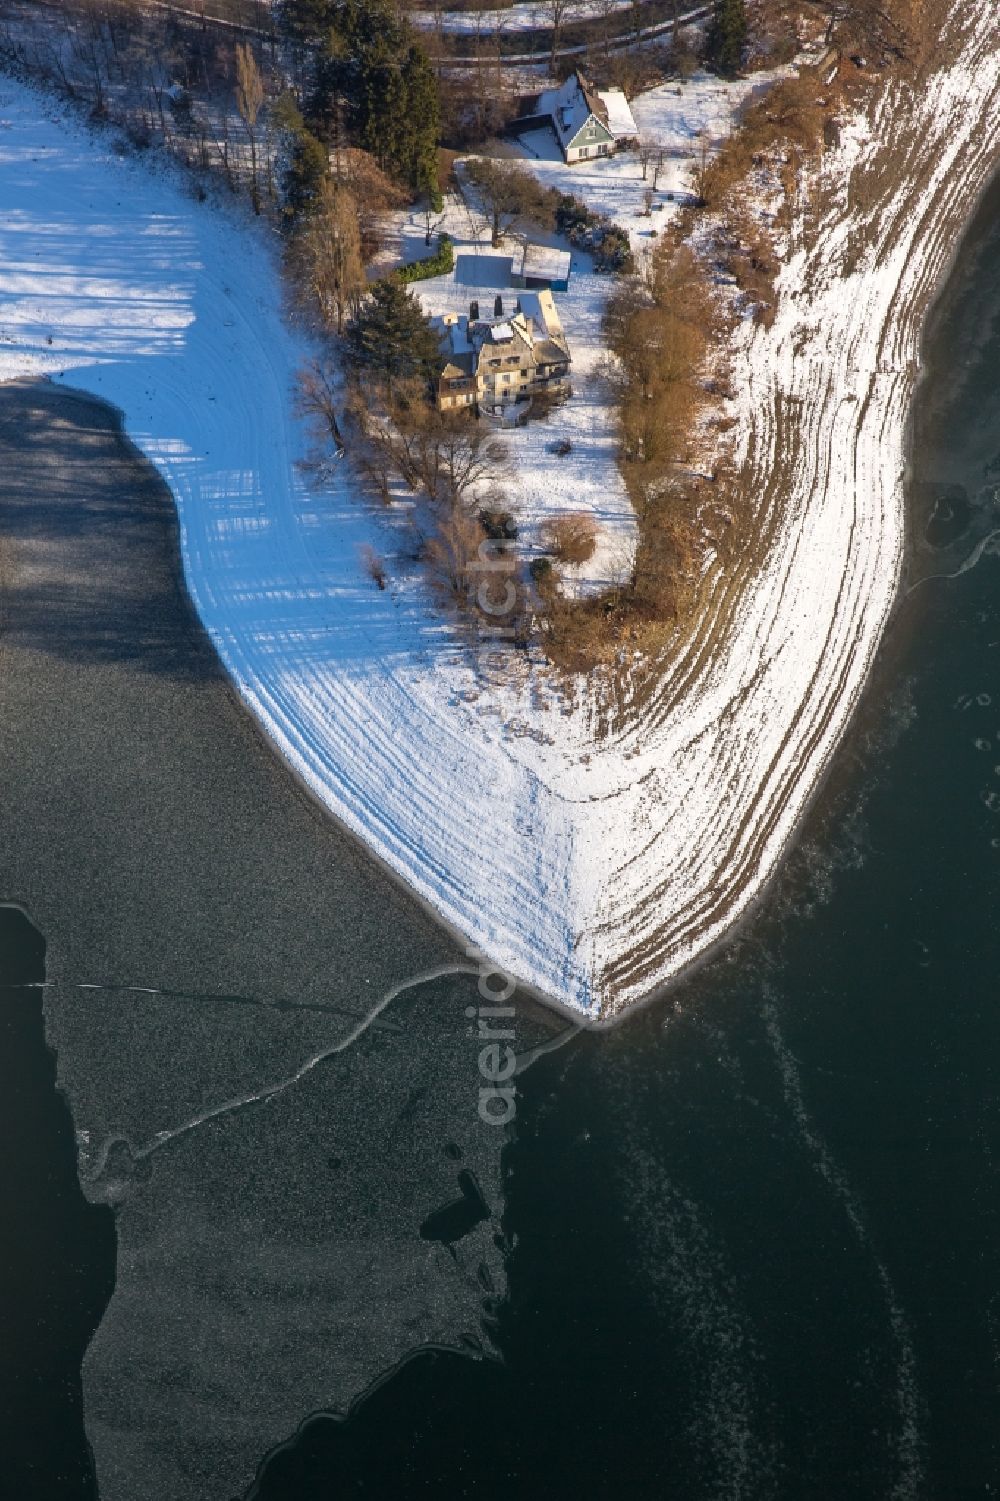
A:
597;87;638;139
432;313;476;369
434;289;569;377
538;71;613;149
511;242;572;283
516;288;565;342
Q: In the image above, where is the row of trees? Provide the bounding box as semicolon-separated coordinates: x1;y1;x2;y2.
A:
293;266;514;610
275;3;442;342
535;213;720;666
605;246;712;479
275;3;491;615
563;0;918;668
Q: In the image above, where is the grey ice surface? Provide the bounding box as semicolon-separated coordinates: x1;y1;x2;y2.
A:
78;971;523;1501
0;382;557;1500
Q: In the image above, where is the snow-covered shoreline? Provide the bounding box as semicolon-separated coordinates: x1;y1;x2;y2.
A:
1;13;998;1021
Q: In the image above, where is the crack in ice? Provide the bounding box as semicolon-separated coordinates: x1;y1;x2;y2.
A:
905;526;1000;594
59;977;405;1029
126;963;483;1164
80;965;580;1189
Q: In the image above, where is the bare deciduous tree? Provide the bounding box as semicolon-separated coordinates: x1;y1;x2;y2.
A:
544;0;574;75
360;543;388;589
289;181;365;335
800;0;909;58
345;388;397;502
463;158;555;247
331;146;408;259
542;511;598;564
692;128;712;203
425;504;488;603
421;200;445;247
432;417;508;509
234;41;264;211
295;360;347;456
345;369;510;522
390;397;509;509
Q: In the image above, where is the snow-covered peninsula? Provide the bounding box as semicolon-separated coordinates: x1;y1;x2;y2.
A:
1;5;998;1020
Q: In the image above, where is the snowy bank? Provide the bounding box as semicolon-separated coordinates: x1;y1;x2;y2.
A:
1;15;998;1018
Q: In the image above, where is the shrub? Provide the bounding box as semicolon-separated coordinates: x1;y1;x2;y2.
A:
360;544;388;589
529;387;569;422
543;512;598;565
479;509;518;541
126;119;152;150
597;227;635;274
550;193;635;275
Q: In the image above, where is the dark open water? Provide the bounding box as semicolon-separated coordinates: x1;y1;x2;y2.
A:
2;176;999;1499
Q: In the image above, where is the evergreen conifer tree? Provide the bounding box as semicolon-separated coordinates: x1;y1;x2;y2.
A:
283;127;330;220
306;1;441;203
401;45;441;208
279;0;338;46
347;282;442;395
706;0;748;77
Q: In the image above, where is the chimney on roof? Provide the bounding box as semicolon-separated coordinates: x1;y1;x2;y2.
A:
470;299;480;322
494;295;503;317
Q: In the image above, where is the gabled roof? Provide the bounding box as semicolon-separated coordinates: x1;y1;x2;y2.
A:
538;70;614;152
475;315;535;365
440;358;473;380
533;339;571;366
433;314;476;377
577;71;610;127
517;289;567;345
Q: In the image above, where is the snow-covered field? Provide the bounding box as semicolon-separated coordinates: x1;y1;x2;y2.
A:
1;11;998;1019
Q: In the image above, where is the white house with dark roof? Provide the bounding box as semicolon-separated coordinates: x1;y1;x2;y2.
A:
531;70;638;164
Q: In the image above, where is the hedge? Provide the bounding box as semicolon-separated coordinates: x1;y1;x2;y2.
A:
395;233;454;284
